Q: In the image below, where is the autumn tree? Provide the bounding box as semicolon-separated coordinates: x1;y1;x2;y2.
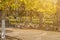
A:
0;0;58;29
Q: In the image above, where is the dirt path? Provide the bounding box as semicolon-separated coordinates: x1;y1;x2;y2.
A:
1;28;60;40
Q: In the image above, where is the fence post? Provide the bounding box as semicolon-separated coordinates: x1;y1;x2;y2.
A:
1;19;5;40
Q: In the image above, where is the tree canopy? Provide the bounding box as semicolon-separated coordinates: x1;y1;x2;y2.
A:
0;0;58;25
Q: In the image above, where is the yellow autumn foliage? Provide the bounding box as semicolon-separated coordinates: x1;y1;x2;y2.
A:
0;0;57;14
0;0;58;24
23;0;57;14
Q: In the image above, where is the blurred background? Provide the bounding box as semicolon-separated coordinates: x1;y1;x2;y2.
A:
0;0;60;31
